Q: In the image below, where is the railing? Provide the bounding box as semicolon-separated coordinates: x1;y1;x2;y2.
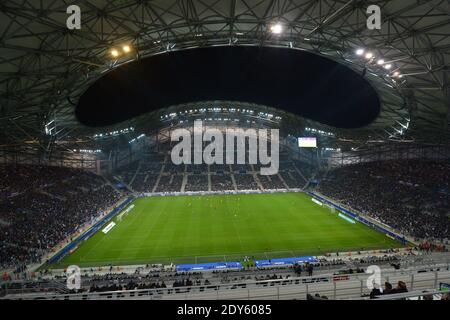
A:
3;263;449;300
354;289;445;300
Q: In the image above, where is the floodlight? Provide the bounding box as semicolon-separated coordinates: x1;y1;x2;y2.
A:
122;45;131;53
270;23;283;34
111;49;119;58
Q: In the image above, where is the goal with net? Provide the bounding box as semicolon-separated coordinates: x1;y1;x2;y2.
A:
116;204;135;222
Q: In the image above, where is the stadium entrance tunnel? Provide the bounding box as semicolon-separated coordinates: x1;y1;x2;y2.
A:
76;46;380;128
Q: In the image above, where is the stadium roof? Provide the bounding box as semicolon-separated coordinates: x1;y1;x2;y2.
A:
0;0;449;152
76;46;382;128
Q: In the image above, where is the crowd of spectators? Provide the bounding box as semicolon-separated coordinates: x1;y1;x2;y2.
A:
210;163;230;173
294;160;316;180
185;175;209;192
115;147;315;193
234;174;259;190
369;281;408;299
231;164;253;173
317;160;450;241
0;165;122;269
140;162;162;175
258;174;286;190
116;162;139;185
0;165;89;200
279;171;305;188
156;175;183;192
164;163;185;174
186;164;208;174
89;281;167;293
211;174;234;191
127;160;313;192
115;141;316;193
131;174;158;193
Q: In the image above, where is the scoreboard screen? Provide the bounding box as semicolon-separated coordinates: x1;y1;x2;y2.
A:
298;137;317;148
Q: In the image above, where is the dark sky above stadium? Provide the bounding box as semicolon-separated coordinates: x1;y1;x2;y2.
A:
76;46;380;128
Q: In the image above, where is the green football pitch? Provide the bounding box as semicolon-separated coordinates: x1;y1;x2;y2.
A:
55;193;402;268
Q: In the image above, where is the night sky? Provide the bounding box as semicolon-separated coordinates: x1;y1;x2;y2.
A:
76;46;380;128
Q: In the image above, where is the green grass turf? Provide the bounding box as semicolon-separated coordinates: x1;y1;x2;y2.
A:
54;193;402;268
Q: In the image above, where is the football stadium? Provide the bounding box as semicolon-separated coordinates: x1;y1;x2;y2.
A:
0;0;449;303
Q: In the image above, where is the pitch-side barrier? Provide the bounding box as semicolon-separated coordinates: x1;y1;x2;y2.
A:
3;265;449;300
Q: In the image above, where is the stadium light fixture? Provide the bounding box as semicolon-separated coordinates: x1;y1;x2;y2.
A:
356;49;365;56
393;71;400;77
384;64;392;70
377;59;385;65
122;45;131;53
111;49;120;58
270;23;283;34
365;52;373;60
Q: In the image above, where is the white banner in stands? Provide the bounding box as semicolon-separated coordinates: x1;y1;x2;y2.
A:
102;222;116;234
311;198;323;206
